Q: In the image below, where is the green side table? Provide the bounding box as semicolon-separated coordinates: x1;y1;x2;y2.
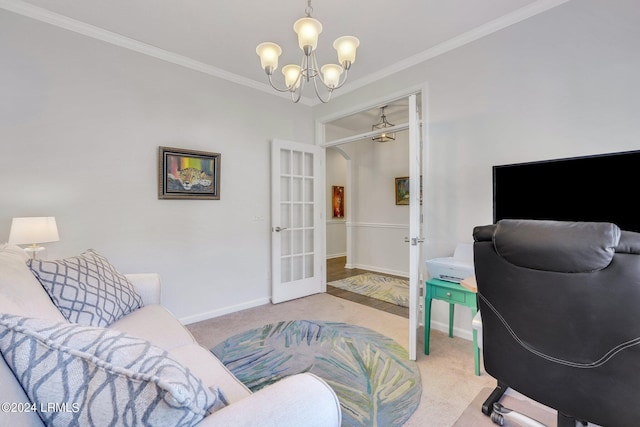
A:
424;278;480;376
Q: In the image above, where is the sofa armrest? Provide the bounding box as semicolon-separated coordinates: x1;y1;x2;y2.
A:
125;273;161;306
198;373;341;427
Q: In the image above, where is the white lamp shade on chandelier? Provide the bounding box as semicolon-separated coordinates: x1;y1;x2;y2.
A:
256;0;359;103
320;64;343;88
283;64;302;89
334;36;359;65
293;17;322;51
255;42;282;72
8;217;60;258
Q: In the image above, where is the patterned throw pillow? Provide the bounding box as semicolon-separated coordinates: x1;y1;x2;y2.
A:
0;315;226;427
28;249;144;327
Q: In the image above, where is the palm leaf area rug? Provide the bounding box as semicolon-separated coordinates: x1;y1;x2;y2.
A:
328;273;409;307
212;320;421;427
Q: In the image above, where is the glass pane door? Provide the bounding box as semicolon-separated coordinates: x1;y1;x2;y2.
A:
272;140;323;303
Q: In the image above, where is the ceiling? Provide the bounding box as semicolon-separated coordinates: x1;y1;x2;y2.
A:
4;0;568;108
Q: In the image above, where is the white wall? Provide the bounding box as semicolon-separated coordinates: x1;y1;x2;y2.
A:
3;0;639;335
338;133;410;277
313;0;640;337
0;11;314;323
325;131;411;276
325;148;347;259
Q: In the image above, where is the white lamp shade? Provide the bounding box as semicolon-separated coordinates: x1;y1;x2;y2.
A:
333;36;360;66
8;217;59;245
282;64;302;89
293;17;322;51
256;42;282;72
321;64;343;88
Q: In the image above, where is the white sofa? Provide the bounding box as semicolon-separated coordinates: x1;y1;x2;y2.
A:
0;245;341;427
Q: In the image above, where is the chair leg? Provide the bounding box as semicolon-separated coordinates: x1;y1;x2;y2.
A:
482;381;507;415
483;384;587;426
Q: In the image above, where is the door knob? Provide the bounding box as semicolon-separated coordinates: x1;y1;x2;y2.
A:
274;226;288;232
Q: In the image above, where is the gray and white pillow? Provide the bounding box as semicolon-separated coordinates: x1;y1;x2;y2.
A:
0;314;226;427
28;249;143;327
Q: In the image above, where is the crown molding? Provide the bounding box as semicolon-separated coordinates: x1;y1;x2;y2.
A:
327;0;572;103
0;0;315;106
2;0;568;107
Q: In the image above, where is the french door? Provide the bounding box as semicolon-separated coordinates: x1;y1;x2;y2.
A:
408;93;424;361
271;139;325;303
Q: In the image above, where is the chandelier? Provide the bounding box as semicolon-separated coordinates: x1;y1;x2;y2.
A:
372;106;396;142
255;0;360;103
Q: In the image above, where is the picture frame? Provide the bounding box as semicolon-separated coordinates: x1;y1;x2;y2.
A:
332;186;345;218
158;146;221;200
395;177;410;205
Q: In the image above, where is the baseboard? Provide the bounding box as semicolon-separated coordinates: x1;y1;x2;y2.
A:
347;263;409;278
179;297;270;325
326;252;347;259
429;319;474;342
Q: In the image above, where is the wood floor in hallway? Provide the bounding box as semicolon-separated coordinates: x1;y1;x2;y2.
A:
326;256;409;318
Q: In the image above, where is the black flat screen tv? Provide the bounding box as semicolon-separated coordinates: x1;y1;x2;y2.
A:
493;150;640;233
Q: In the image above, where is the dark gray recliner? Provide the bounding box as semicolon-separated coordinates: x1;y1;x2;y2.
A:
473;219;640;426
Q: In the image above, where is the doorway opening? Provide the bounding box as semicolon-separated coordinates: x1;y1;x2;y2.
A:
317;88;427;360
324;121;411;319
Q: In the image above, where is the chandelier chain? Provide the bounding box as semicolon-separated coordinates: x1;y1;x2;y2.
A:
305;0;313;17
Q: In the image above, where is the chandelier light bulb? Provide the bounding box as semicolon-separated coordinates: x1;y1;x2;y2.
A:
282;64;302;90
333;36;360;69
293;17;322;52
256;42;282;74
321;64;343;88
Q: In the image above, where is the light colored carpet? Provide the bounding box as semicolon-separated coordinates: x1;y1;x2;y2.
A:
187;293;496;426
212;320;422;427
328;273;410;307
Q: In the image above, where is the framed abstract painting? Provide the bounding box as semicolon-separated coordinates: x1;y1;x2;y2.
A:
332;186;345;218
158;146;221;200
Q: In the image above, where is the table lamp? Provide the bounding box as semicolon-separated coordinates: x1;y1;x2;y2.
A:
8;217;60;259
